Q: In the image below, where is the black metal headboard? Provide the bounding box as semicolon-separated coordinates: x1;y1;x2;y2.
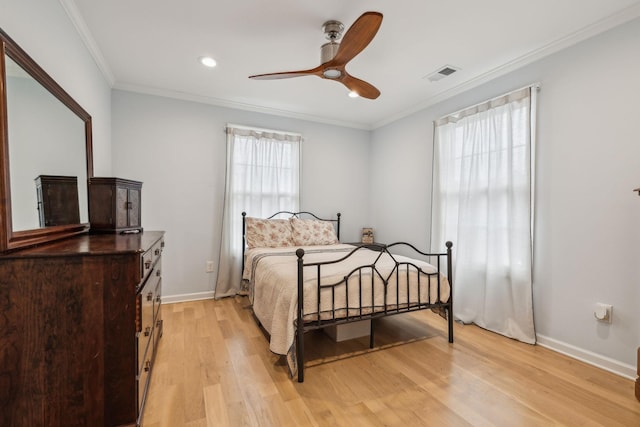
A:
241;211;341;272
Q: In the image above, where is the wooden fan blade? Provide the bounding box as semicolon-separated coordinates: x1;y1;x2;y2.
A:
332;12;383;66
338;73;380;99
248;12;383;99
249;67;322;80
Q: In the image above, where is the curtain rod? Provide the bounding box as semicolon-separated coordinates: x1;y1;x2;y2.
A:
437;82;541;122
224;123;302;138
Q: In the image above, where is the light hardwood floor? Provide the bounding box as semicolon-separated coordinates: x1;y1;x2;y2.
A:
143;297;640;426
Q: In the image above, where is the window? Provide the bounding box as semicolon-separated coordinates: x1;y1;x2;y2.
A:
228;128;300;215
431;86;537;343
215;124;301;298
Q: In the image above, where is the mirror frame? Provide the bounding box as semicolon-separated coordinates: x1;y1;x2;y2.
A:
0;27;93;252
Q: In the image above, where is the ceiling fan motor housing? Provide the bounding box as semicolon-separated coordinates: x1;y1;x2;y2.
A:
321;41;340;64
321;20;344;77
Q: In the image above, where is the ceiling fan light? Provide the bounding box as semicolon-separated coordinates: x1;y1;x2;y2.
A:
323;69;341;79
199;56;217;68
348;91;359;98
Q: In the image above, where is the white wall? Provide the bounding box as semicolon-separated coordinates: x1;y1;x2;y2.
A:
111;90;371;300
0;0;112;175
370;114;434;250
371;18;640;371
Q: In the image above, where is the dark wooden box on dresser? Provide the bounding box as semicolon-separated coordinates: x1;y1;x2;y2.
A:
0;231;164;427
89;177;143;233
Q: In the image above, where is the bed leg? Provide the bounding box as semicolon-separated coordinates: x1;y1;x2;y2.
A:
296;248;305;382
446;241;454;343
448;305;454;343
297;327;304;382
369;319;375;349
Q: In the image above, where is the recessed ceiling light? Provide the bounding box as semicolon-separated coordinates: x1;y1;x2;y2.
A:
199;56;217;68
348;91;359;98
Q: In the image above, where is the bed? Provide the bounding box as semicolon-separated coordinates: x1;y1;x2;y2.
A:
241;211;453;382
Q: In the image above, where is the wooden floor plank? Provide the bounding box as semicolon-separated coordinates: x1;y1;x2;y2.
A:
143;297;640;426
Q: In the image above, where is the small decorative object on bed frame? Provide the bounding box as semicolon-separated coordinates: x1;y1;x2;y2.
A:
241;211;453;382
361;227;374;244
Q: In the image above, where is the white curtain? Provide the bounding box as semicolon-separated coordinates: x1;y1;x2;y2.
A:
431;86;537;344
214;125;301;298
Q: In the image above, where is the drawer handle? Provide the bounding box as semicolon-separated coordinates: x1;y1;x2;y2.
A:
154;248;160;256
161;241;165;248
147;292;153;302
156;295;161;303
126;201;133;210
156;269;161;277
156;319;162;328
144;326;151;337
144;360;151;372
144;260;152;270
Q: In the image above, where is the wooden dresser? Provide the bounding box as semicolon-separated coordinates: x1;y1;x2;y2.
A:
0;231;164;426
636;347;639;401
634;188;640;402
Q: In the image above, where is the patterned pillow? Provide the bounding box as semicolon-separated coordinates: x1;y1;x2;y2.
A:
290;218;339;246
245;218;293;249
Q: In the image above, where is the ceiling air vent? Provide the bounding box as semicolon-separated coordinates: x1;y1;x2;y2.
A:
425;65;460;82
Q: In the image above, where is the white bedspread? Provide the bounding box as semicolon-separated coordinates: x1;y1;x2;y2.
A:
243;244;450;357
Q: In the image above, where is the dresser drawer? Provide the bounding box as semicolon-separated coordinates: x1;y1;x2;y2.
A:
136;321;152;376
154;305;163;349
140;237;164;281
141;249;153;281
137;266;160;373
137;349;152;417
153;262;162;315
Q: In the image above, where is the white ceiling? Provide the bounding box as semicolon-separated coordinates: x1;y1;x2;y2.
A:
67;0;640;130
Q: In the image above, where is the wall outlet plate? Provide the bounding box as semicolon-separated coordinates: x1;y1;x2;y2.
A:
206;260;214;273
594;303;612;323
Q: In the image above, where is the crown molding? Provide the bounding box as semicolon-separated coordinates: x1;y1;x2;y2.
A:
374;3;640;129
59;0;115;86
112;82;373;130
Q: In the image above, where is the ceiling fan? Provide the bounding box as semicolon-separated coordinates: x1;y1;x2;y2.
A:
249;11;383;99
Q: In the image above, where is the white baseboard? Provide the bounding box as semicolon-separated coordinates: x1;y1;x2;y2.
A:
536;334;636;380
161;291;215;304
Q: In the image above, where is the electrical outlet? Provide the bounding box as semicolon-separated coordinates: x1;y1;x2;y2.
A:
594;303;612;323
206;260;214;273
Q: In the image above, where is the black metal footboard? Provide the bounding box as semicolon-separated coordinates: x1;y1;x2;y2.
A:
294;241;453;382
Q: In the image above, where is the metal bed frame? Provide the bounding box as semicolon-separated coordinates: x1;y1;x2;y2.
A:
242;211;453;383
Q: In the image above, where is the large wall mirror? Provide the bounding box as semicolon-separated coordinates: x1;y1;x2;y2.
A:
0;27;93;252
